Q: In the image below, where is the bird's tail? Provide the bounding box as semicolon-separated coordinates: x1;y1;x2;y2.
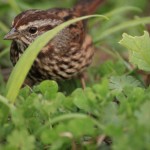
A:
74;0;105;15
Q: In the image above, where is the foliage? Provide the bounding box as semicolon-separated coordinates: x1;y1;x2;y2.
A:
1;76;150;149
120;31;150;71
0;0;150;149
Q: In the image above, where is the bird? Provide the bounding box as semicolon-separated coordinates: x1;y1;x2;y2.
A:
4;0;104;87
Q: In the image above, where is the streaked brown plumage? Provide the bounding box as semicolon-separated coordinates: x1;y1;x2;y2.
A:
4;0;104;84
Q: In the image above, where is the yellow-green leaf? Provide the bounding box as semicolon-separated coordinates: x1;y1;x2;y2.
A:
119;31;150;71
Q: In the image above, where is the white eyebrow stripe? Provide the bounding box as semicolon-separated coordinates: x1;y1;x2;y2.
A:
18;19;62;30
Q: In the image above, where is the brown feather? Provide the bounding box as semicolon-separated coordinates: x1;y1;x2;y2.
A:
74;0;105;15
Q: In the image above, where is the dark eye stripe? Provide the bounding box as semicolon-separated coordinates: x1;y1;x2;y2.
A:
38;25;53;31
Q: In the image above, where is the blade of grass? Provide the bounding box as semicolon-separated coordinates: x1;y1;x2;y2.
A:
49;113;104;129
0;95;15;123
8;0;21;14
0;95;15;110
0;22;9;33
104;6;141;18
89;6;141;27
94;16;150;43
0;48;9;58
6;15;108;103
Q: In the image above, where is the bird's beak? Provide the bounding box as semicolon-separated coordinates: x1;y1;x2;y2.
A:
4;28;19;40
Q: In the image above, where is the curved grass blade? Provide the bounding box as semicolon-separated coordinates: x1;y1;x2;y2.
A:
6;15;108;103
94;16;150;43
0;48;9;58
105;6;141;18
89;6;141;27
35;113;105;135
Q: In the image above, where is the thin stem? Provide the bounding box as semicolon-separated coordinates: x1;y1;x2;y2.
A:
35;113;105;136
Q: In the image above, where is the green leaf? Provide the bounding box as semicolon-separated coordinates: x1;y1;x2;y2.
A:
67;118;96;137
109;75;141;94
41;129;58;144
102;102;119;126
19;86;31;99
119;31;150;71
72;88;91;112
98;60;126;77
92;78;109;98
7;130;35;150
11;108;26;128
34;80;58;99
6;14;107;103
135;100;150;128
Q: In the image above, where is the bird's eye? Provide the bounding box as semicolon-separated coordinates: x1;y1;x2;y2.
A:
29;27;37;34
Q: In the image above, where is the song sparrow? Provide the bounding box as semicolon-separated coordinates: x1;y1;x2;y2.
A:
4;0;104;85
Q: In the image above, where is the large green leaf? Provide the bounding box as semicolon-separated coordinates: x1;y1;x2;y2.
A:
119;31;150;71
